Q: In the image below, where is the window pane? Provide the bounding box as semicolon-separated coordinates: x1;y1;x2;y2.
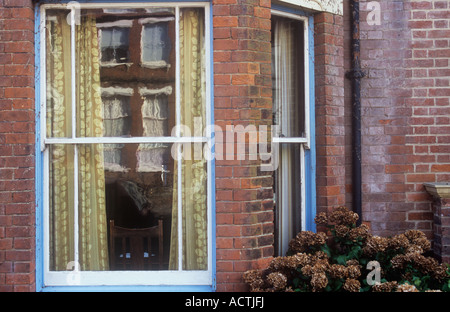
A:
272;16;305;138
46;9;73;138
169;143;208;271
274;144;302;256
49;144;75;271
100;27;130;64
45;6;209;276
77;8;176;137
79;143;174;271
142;22;172;66
46;8;207;139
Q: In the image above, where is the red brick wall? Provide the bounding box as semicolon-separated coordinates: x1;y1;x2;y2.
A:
344;0;450;238
213;0;274;291
315;12;346;218
0;0;36;292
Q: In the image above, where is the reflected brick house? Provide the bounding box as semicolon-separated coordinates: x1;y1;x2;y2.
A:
0;0;449;291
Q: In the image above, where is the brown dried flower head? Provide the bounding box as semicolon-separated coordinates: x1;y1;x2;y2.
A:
301;265;314;277
328;264;347;279
372;281;398;292
411;237;431;253
388;234;410;250
314;212;328;226
267;272;287;291
288;231;327;253
433;264;449;281
311;272;328;292
243;270;265;291
363;235;389;256
348;224;371;241
328;206;359;226
343;278;361;292
396;283;419;292
346;265;361;279
334;224;350;238
404;229;426;241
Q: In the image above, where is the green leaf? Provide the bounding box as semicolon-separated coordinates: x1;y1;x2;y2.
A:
336;255;347;265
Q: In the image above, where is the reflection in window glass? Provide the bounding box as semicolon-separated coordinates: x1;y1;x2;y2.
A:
142;22;172;66
44;7;208;275
100;27;130;64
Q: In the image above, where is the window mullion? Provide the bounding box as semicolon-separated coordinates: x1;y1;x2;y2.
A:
175;5;183;272
70;8;80;269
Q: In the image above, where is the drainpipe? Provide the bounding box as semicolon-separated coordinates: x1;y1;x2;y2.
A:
346;0;365;225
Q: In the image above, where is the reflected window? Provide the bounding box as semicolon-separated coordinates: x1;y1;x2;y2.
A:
142;21;172;68
99;26;131;65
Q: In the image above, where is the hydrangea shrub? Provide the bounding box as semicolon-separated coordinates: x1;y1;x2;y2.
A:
243;207;450;292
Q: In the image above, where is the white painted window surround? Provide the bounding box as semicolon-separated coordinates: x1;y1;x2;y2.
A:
278;0;343;15
38;2;213;288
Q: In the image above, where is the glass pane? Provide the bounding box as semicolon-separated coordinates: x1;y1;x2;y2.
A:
49;144;75;271
179;8;206;137
76;8;177;137
169;143;208;271
142;22;171;65
46;9;73;138
100;27;130;64
78;143;174;271
271;16;305;138
274;143;302;256
46;7;207;139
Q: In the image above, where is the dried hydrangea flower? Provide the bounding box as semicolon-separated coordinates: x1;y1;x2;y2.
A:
396;283;418;292
388;234;410;250
410;237;431;252
311;272;328;292
267;272;287;291
348;224;370;241
363;235;389;256
312;258;330;273
328;264;347;279
288;231;327;253
346;259;359;266
329;206;359;226
343;278;361;292
313;250;329;260
243;270;265;291
334;224;349;238
404;229;426;241
346;265;361;279
301;265;314;277
432;263;449;281
314;212;328;226
372;281;398;292
391;254;407;269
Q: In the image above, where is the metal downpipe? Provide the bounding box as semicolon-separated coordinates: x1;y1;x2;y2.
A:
346;0;365;225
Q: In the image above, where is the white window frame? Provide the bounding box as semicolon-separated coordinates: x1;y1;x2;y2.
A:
39;2;213;287
271;9;310;256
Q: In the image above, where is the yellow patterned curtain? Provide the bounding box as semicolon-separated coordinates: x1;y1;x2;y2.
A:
169;8;208;270
47;13;108;271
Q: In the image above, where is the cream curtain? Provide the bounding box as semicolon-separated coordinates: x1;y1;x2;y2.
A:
169;8;208;270
47;13;109;271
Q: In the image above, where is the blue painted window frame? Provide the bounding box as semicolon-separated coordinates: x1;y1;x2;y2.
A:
271;4;317;233
34;0;216;292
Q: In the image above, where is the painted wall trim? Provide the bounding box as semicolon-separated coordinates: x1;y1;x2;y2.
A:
276;0;343;15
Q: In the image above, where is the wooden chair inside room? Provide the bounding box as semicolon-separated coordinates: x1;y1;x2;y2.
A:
109;219;164;270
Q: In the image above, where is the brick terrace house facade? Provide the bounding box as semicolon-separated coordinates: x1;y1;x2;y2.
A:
0;0;449;291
